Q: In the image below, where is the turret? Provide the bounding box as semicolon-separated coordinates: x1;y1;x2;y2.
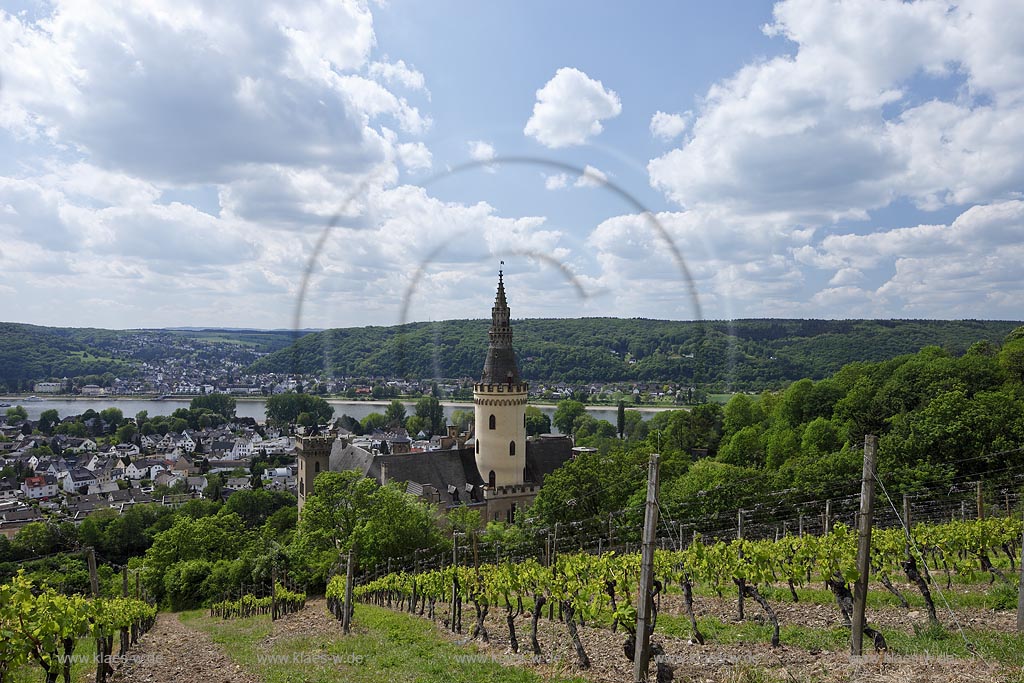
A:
474;267;528;488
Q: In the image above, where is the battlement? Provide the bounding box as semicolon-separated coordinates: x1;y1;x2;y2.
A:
473;382;529;393
484;483;538;498
296;435;334;458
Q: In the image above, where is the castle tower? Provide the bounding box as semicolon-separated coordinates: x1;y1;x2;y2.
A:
473;267;528;488
296;434;333;515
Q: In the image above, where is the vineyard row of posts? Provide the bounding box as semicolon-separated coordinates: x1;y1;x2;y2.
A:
326;436;1024;682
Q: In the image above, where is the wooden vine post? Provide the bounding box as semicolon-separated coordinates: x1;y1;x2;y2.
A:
1017;519;1024;633
343;546;355;634
271;568;278;621
851;434;877;656
737;508;745;621
633;453;660;683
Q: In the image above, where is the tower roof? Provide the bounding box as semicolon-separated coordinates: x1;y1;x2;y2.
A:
480;266;521;384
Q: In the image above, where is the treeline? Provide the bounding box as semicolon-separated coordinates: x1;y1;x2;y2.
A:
525;327;1024;531
0;323;136;386
247;318;1022;389
0;323;306;389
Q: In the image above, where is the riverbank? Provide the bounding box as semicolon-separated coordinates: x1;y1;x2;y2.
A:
0;395;684;413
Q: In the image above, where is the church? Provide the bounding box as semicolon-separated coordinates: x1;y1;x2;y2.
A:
296;269;574;524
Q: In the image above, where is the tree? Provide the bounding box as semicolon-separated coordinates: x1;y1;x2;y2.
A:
5;405;27;422
190;394;237;419
414;396;445;436
265;393;334;425
38;409;59;435
524;406;551;437
405;415;427;436
204;473;225;501
622;410;647;441
446;504;481;535
384;400;407;426
99;407;124;428
361;412;388;433
552;400;586;435
799;417;842;458
115;422;137;445
141;512;246;606
449;409;474;432
723;393;763;437
224;489;295;528
717;425;765;468
616;400;626;439
661;459;769;517
337;414;363;435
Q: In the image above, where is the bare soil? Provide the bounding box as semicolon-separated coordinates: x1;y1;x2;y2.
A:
110;612;262;683
417;597;1013;682
109;597;1016;683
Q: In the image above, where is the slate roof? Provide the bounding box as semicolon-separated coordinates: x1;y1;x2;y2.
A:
480;270;521;384
328;436;573;507
524;435;575;483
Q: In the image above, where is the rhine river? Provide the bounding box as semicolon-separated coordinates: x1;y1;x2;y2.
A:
2;397;667;432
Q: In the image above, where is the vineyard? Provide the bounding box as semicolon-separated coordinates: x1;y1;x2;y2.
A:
209;582;307;620
328;515;1024;681
0;572;156;683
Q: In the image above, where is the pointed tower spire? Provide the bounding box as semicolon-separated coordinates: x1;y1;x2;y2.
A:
481;264;519;384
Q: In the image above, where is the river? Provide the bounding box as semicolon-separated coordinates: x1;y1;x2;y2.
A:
2;396;670;433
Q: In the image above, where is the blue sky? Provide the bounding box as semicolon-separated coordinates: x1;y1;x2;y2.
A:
1;0;1023;329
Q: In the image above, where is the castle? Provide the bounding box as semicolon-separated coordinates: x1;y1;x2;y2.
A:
296;269;573;523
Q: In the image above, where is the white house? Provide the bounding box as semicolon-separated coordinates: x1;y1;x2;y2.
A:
178;432;197;453
22;475;59;500
61;468;97;494
231;437;255;459
0;479;21;501
113;443;140;459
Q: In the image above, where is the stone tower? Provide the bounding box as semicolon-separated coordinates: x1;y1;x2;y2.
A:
473;268;528;489
296;434;333;515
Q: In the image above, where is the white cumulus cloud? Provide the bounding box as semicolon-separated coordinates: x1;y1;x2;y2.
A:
649;111;691;140
523;67;622;148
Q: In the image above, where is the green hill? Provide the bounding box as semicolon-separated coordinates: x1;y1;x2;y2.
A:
0;323;307;388
247;318;1023;389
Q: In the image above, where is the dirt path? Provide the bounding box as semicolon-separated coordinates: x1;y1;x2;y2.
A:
110;612;262;683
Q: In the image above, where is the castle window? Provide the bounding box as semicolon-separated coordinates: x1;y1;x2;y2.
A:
488;470;496;489
523;414;526;427
299;480;304;496
475;440;479;454
314;461;320;473
489;414;496;430
509;440;516;456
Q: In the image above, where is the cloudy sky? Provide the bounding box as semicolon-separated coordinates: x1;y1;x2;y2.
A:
1;0;1023;330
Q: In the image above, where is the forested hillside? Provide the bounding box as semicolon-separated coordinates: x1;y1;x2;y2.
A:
0;323;306;386
0;323;138;383
248;318;1022;389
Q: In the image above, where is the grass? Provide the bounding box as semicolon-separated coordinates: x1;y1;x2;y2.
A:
681;575;1009;612
657;611;1024;669
11;637;99;683
180;604;589;683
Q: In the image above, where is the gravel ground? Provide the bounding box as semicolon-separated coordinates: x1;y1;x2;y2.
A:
110;612;263;683
107;597;1014;683
421;598;1011;683
659;583;1020;635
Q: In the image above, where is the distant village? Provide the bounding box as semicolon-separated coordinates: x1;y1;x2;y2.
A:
0;407;306;539
19;332;695;403
0;403;544;540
